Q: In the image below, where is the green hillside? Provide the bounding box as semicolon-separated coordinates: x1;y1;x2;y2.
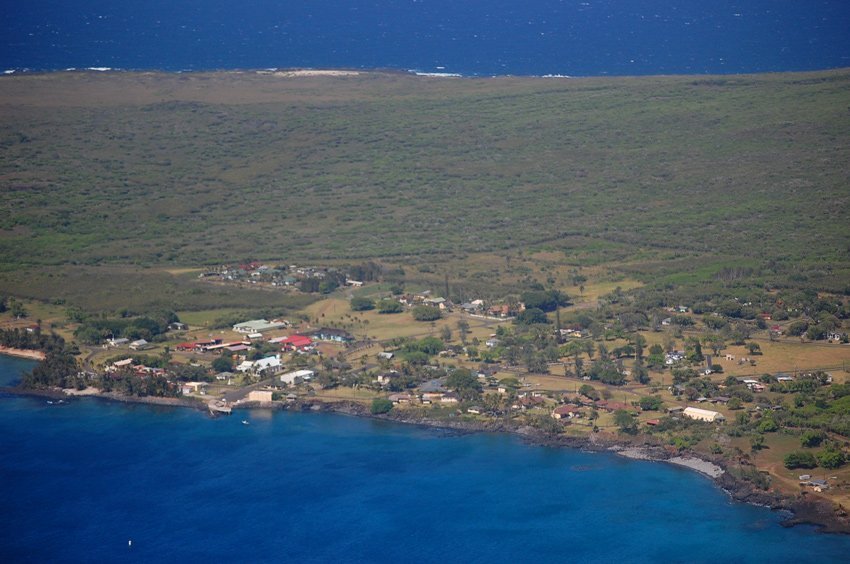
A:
1;69;849;302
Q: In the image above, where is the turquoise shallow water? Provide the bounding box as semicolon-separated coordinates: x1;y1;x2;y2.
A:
1;355;848;562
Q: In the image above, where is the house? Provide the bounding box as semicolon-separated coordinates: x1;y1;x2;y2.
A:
595;400;634;413
247;390;274;403
485;338;501;348
552;405;582;419
107;337;130;347
667;406;685;415
215;371;234;382
253;355;282;375
169;322;188;331
109;358;134;371
232;319;288;333
467;406;482;414
377;351;394;360
307;327;354;343
388;393;412;404
276;335;313;350
441;392;460;404
682;406;725;423
180;382;207;395
129;339;150;351
419;378;446;393
421;392;444;404
280;369;315;385
376;371;398;385
425;297;448;309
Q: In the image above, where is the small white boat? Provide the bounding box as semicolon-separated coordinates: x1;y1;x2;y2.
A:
241;420;250;425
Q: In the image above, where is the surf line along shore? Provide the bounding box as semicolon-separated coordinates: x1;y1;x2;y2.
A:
0;347;46;361
4;383;850;535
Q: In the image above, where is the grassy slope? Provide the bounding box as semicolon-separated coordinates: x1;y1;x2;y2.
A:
1;69;849;301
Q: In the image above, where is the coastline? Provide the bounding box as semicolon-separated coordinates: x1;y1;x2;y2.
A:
5;384;849;535
0;347;46;361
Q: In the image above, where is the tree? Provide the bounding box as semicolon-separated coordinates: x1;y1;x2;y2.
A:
685;338;704;363
631;334;646;361
647;343;665;370
638;396;663;411
378;299;404;314
747;342;762;355
446;368;482;401
757;416;778;433
801;430;825;448
370;398;393;415
631;362;650;384
211;356;233;373
8;298;27;319
514;308;549;325
457;319;470;345
613;410;637;434
412;305;441;321
702;334;725;356
817;447;846;469
299;278;321;293
578;383;597;399
350;297;375;311
440;325;453;343
520;290;569;312
784;451;818;469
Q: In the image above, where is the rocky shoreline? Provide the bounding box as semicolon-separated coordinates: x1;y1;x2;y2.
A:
6;385;849;535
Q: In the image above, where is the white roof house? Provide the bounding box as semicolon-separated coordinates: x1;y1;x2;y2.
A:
236;356;282;374
232;319;288;333
254;356;282;374
683;406;725;423
280;369;315;385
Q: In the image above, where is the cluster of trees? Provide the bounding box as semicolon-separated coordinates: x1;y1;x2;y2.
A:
395;336;445;365
20;350;81;389
411;305;441;321
378;299;404;314
299;271;346;294
0;328;67;354
0;297;27;318
350;297;375;311
347;261;385;282
99;369;179;397
72;309;179;345
445;368;482;401
784;445;846;470
520;290;570;312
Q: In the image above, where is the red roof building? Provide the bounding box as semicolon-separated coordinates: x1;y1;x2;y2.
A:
279;335;313;350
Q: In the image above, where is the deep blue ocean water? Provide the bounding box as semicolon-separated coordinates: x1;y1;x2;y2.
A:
2;1;849;76
1;356;849;562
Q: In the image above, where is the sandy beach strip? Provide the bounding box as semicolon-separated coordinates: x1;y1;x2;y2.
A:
667;456;725;478
0;346;46;360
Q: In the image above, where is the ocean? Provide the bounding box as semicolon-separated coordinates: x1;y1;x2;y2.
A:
1;356;849;562
2;1;850;76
